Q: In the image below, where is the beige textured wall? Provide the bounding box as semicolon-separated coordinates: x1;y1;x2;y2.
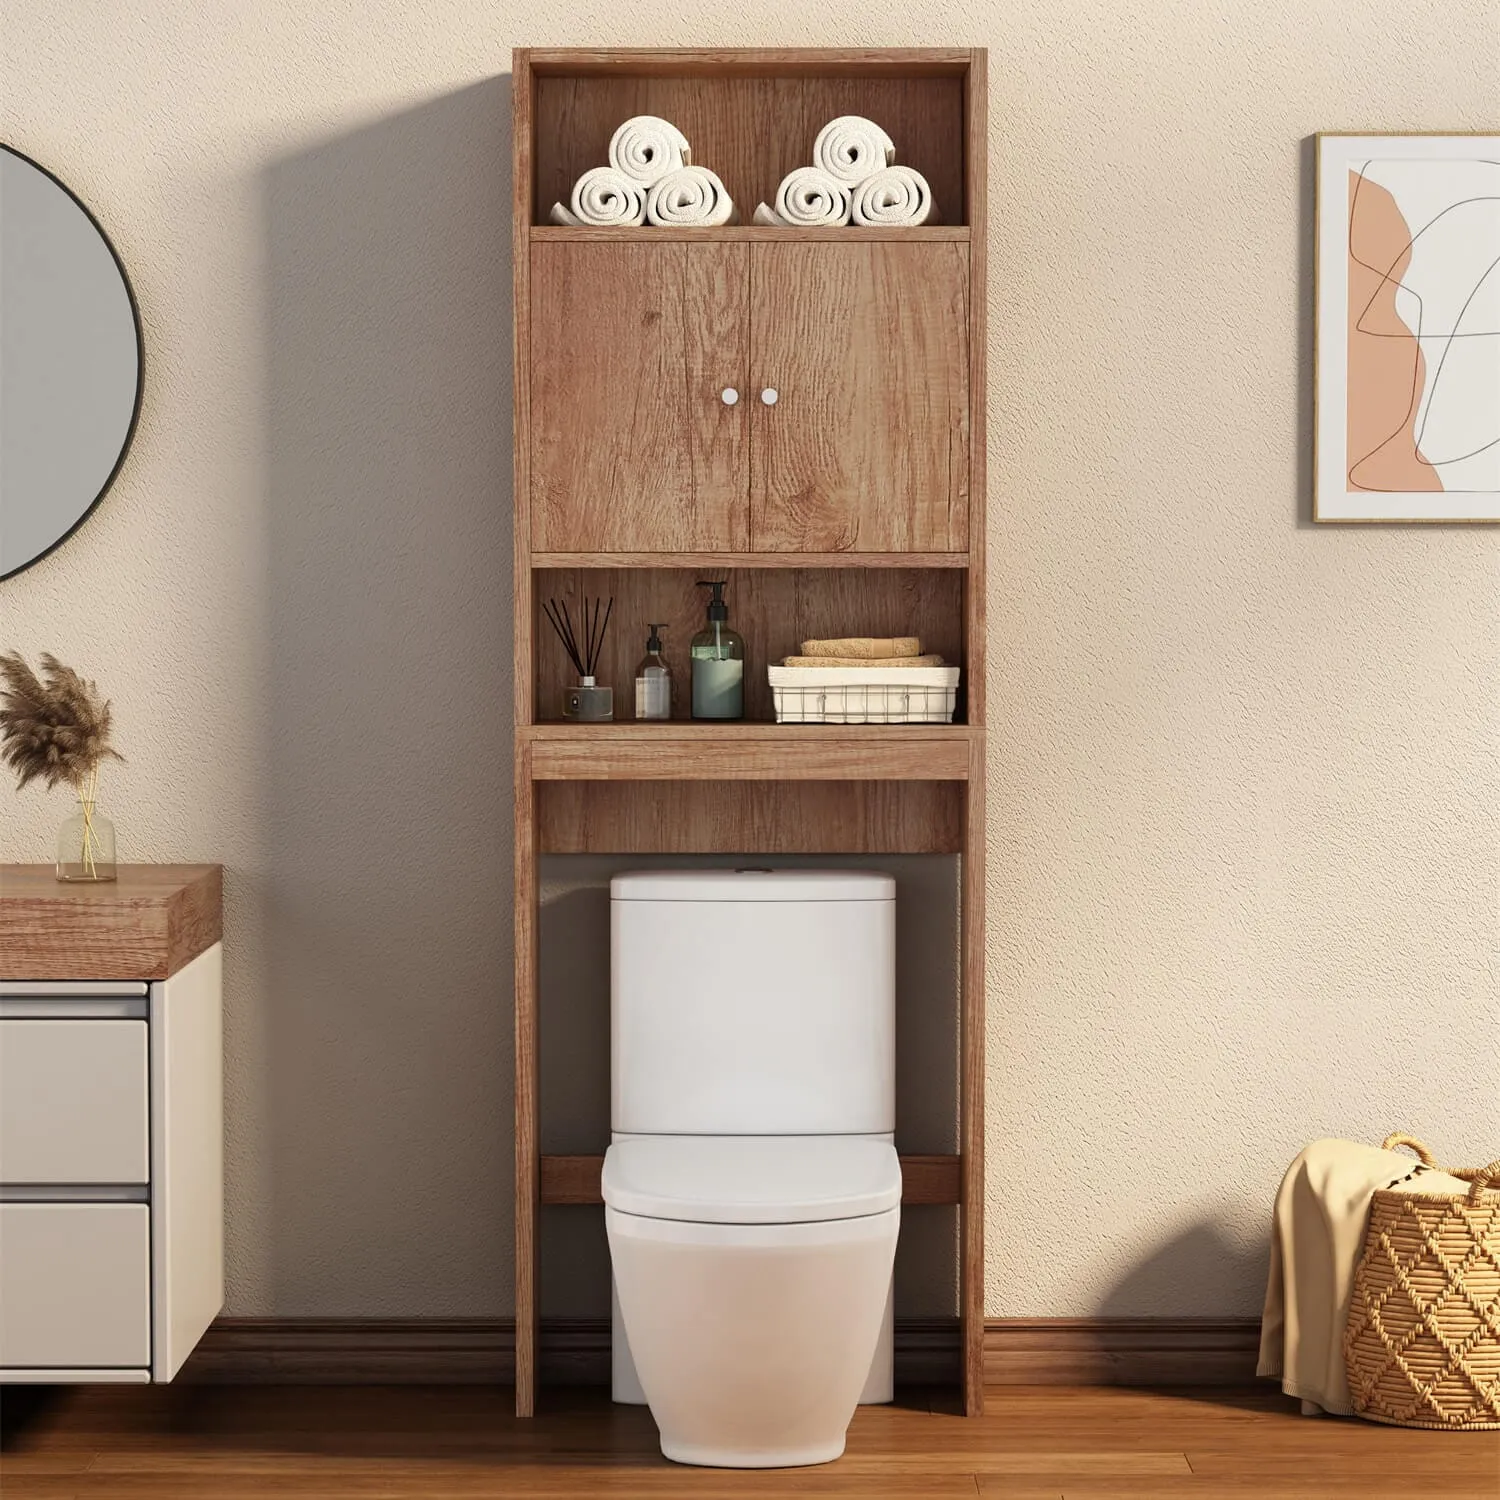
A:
3;4;1496;1320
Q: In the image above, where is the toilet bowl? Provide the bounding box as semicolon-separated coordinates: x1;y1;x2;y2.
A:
604;1134;900;1468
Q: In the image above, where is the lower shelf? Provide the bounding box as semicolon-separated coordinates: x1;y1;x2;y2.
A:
539;1153;961;1206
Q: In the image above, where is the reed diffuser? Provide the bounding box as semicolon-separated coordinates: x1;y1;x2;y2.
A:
544;595;615;721
0;652;125;881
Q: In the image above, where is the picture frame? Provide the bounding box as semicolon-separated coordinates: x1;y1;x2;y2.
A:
1314;132;1500;523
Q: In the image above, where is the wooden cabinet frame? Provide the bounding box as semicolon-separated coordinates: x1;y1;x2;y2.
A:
512;47;987;1417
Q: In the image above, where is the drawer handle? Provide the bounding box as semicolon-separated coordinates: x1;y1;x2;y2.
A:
760;387;779;406
720;387;739;406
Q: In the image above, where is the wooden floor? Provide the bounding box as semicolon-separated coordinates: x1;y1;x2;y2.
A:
2;1384;1496;1498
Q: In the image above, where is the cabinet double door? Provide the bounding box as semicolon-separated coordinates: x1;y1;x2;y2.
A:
530;240;970;554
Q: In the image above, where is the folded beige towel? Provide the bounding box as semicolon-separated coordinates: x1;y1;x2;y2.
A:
782;653;945;668
799;636;921;659
1257;1138;1471;1416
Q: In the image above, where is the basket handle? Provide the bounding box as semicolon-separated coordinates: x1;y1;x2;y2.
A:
1381;1134;1437;1167
1459;1160;1500;1206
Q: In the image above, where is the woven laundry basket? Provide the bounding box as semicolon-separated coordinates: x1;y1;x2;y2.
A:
1343;1134;1500;1430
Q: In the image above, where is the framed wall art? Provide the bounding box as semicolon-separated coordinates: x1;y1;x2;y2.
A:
1315;133;1499;522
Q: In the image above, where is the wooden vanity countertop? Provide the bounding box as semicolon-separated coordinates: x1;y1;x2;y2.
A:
0;864;223;981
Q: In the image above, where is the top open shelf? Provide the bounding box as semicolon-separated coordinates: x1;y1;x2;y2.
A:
518;48;980;231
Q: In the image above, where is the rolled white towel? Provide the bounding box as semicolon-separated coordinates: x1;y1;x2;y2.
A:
812;115;895;184
609;116;691;184
755;166;851;227
850;165;935;227
554;166;647;227
645;165;735;226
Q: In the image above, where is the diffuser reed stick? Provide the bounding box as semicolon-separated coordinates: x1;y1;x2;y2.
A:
544;595;614;679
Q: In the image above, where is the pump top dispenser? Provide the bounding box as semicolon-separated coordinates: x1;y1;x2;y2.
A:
634;623;672;721
690;581;745;720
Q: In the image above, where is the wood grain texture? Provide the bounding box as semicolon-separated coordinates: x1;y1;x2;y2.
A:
964;49;987;729
10;1378;1493;1499
961;733;987;1415
528;48;975;78
514;49;535;728
530;241;749;554
0;866;222;982
513;744;538;1418
538;1154;962;1206
536;780;962;854
533;75;965;229
531;552;968;568
750;243;969;552
984;1319;1263;1387
533;226;971;243
533;567;964;723
524;724;975;782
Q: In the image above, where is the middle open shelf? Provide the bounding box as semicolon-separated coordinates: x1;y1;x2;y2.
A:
530;564;972;727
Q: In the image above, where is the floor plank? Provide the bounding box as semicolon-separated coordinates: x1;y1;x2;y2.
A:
1;1384;1494;1498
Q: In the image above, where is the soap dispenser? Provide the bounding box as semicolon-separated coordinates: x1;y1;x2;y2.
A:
690;580;745;720
634;622;672;721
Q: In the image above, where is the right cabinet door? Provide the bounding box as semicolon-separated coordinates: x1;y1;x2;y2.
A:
749;242;970;553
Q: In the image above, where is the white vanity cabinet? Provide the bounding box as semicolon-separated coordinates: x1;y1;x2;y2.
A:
0;865;223;1383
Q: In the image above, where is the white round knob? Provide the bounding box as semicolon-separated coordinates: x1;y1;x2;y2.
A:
720;387;739;406
760;387;779;406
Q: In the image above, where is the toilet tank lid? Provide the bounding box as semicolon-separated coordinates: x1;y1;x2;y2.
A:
611;870;895;902
603;1136;901;1224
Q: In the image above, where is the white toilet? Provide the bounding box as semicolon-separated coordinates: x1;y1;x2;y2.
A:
603;869;900;1469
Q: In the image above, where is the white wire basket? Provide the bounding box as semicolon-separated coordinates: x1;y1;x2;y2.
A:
767;665;960;724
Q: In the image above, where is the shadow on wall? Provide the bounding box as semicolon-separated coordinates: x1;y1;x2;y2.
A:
1098;1222;1269;1318
262;78;513;1314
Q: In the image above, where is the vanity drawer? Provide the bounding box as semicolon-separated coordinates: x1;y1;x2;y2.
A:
0;1020;149;1184
0;1203;150;1368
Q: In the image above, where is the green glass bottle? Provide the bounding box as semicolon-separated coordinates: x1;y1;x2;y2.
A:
690;580;745;720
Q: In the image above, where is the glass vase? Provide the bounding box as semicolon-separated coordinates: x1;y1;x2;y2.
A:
57;796;117;882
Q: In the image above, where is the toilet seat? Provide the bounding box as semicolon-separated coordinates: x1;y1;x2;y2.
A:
603;1135;900;1224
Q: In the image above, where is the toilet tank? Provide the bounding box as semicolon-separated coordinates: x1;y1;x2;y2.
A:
611;870;895;1136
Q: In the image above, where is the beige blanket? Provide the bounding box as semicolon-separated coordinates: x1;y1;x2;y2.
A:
1258;1138;1471;1415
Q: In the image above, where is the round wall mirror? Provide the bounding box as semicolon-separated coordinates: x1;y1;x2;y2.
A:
1;146;143;580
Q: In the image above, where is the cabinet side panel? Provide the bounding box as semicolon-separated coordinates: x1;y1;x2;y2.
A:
150;942;224;1381
514;743;539;1415
961;735;986;1414
515;50;535;726
964;50;987;727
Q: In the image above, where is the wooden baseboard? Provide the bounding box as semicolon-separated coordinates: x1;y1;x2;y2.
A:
184;1316;1260;1388
985;1318;1262;1386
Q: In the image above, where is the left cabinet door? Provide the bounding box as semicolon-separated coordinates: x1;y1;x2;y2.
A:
530;242;750;553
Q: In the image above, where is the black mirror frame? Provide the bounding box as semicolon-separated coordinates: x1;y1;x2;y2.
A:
1;143;145;582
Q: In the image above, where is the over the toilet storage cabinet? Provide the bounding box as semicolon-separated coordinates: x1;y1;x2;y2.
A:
0;865;224;1383
514;48;986;1416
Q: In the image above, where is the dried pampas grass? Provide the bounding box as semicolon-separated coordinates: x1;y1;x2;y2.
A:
0;651;124;793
